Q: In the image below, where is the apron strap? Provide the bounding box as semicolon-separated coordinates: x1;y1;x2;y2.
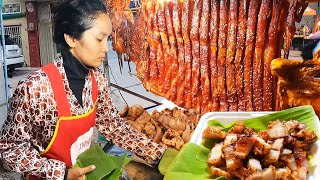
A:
42;63;71;117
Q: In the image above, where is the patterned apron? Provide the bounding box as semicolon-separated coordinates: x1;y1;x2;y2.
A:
27;63;98;179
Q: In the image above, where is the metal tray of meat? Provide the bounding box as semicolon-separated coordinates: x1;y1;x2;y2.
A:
189;111;320;180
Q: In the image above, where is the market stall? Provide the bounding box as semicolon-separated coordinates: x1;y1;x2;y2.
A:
101;0;320;179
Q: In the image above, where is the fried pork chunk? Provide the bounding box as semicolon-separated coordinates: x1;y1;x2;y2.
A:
235;137;255;159
205;120;318;180
210;166;233;179
207;142;224;166
268;120;288;139
246;165;276;180
247;159;262;173
202;126;226;140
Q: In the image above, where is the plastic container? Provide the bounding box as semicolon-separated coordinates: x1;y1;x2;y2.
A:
189;111;320;180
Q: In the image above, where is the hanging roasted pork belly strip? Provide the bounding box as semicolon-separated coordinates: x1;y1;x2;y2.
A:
199;0;212;112
149;1;161;93
109;0;308;114
129;7;145;80
283;0;298;59
190;0;202;113
217;0;229;112
234;0;248;111
164;1;179;102
253;0;272;111
133;3;147;80
143;1;155;92
226;0;239;111
243;0;260;111
263;0;282;111
154;5;166;96
209;0;220;111
173;0;186;107
182;0;193;109
157;1;172;99
275;1;289;58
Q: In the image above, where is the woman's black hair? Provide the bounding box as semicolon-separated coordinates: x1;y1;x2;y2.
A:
52;0;107;49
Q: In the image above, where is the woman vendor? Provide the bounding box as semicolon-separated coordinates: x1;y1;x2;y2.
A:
0;0;166;179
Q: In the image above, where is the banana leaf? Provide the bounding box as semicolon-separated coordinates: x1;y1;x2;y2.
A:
158;148;179;175
164;105;320;180
103;154;131;180
74;144;131;180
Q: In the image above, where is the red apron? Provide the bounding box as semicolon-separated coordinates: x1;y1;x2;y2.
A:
28;63;98;180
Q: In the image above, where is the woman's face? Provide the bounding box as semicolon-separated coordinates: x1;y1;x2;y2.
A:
69;13;112;68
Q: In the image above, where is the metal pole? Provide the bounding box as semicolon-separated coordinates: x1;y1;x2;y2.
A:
0;1;10;108
104;53;111;87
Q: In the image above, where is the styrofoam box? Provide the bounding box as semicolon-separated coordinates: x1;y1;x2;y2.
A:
189;112;320;180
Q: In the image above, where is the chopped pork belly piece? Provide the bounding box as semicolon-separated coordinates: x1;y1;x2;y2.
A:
292;167;308;180
272;138;284;151
281;154;297;171
231;167;249;179
294;150;308;169
248;159;262;173
246;165;276;180
202;126;226;140
284;120;300;131
228;121;246;134
244;128;255;136
291;129;318;144
235;137;255;159
258;130;269;141
275;167;291;180
225;158;243;171
210;166;233;179
207;142;224;166
284;134;295;144
223;145;243;171
264;150;280;165
268;120;288;139
224;134;238;145
253;146;264;156
281;148;292;156
252;135;271;155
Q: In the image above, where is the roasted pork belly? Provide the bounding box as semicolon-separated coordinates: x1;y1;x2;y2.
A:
224;134;238;146
281;148;292;156
252;135;272;155
292;167;308;180
204;120;317;179
223;145;243;171
246;165;277;180
228;121;246;134
275;167;291;180
203;126;226;140
272;138;284;151
268;120;288;139
264;150;280;165
281;154;297;171
210;166;233;179
235;137;255;159
208;142;224;166
248;158;262;173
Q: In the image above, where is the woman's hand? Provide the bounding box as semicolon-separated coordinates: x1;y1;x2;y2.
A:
67;165;96;180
